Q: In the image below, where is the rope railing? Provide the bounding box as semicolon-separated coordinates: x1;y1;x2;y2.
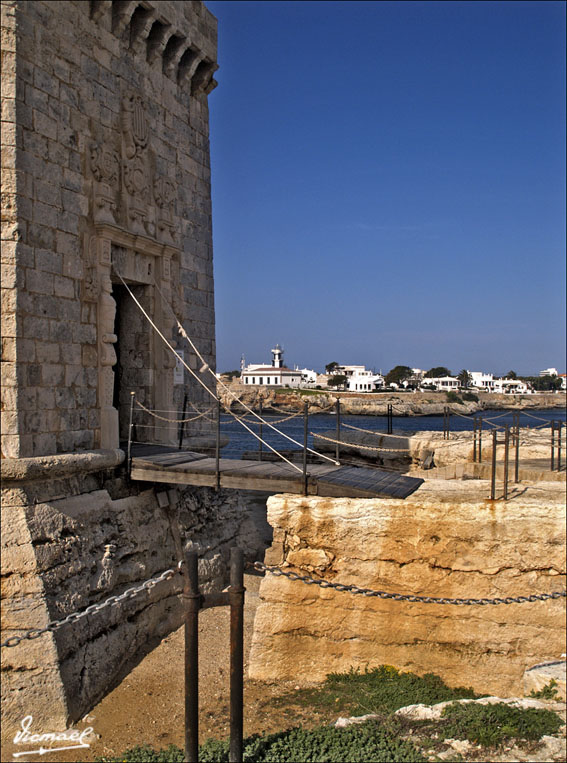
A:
135;399;215;424
115;274;325;474
118;272;339;471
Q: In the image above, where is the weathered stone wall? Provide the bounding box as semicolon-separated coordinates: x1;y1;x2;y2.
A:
1;0;218;458
249;483;566;696
2;455;263;730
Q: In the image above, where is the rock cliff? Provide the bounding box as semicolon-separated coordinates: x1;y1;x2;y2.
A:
248;482;566;696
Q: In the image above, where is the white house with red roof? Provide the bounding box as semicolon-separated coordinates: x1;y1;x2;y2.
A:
241;345;302;387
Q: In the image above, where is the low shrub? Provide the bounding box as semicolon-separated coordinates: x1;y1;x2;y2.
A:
461;391;479;402
445;391;462;403
529;679;561;700
287;666;480;716
440;702;563;747
99;723;426;762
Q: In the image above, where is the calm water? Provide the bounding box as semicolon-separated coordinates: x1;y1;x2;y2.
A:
220;406;566;459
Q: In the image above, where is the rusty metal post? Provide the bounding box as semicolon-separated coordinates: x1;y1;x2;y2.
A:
473;417;477;463
184;551;200;763
258;398;263;462
127;391;135;476
335;398;341;462
478;417;482;462
558;422;562;472
387;403;393;435
490;429;497;500
503;424;510;499
514;413;520;483
215;399;221;490
179;393;188;450
303;400;308;496
551;420;555;472
229;548;244;763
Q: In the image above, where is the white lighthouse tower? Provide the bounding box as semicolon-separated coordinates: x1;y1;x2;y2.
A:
271;343;284;368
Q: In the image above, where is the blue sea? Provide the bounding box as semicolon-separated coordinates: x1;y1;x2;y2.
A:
220;407;566;459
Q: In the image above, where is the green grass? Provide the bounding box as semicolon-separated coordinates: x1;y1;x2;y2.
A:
276;666;481;717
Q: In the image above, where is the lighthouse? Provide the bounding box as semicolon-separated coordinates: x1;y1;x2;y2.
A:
271;344;284;368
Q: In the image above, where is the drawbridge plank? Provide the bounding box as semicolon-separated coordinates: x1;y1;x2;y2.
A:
130;449;423;499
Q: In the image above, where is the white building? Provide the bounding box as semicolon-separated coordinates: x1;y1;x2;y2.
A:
346;368;385;392
331;364;384;392
469;372;495;391
241;345;302;387
540;367;558;377
295;367;318;387
492;378;531;394
420;376;460;391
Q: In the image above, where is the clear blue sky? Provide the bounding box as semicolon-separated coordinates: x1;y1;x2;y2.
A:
206;1;566;377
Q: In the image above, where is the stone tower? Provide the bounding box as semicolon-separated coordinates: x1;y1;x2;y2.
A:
1;0;261;736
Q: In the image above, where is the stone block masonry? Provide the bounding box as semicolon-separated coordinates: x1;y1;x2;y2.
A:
1;0;219;458
249;481;566;697
1;0;237;734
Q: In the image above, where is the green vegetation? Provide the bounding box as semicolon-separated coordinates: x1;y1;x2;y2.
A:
445;390;462;403
529;679;561;700
519;375;563;392
98;724;426;762
461;391;479;402
424;367;452;378
440;701;563;747
384;366;413;386
276;666;480;717
96;668;564;762
325;361;339;374
457;369;472;388
327;374;347;389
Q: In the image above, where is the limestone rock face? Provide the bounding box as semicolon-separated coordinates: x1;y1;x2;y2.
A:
248;482;566;696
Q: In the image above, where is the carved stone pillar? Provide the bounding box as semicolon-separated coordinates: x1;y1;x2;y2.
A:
97;238;119;449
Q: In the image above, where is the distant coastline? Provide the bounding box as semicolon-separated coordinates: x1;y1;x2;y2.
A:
219;384;566;417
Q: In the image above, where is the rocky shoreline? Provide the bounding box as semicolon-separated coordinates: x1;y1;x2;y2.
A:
218;384;566;417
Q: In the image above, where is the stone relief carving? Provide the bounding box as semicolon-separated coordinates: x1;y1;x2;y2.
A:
83;236;100;302
154;175;177;243
90;143;120;224
121;93;152;236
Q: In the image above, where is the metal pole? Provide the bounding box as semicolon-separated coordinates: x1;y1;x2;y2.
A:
490;429;497;500
335;399;341;462
229;548;244;763
258;398;263;462
503;424;510;500
127;391;135;476
387;403;392;435
551;421;555;472
558;422;562;472
514;414;520;483
478;417;482;463
179;393;188;450
215;399;221;491
473;417;477;463
443;407;447;440
184;551;200;763
303;401;308;496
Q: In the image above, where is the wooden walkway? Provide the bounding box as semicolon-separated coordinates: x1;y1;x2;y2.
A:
130;445;424;499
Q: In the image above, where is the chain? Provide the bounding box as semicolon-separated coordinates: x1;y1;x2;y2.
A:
251;563;567;606
1;567;180;649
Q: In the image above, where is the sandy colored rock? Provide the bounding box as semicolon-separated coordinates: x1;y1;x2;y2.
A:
249;481;566;696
